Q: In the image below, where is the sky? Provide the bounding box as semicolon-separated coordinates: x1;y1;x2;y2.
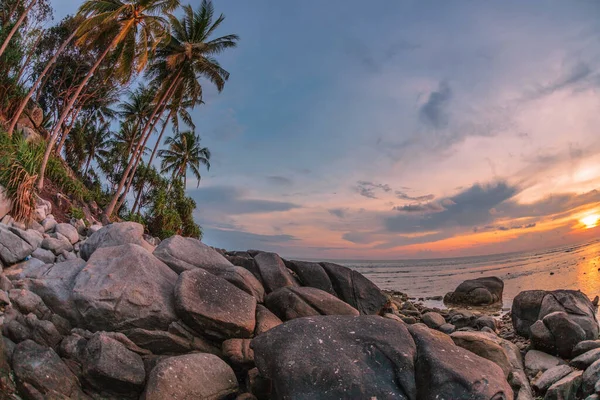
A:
49;0;600;259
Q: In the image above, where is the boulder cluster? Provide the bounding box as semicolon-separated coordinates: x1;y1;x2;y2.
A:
0;205;597;399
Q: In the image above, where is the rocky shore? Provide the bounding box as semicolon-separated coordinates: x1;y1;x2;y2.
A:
0;206;599;399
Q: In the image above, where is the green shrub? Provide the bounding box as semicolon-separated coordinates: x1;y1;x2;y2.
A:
69;206;85;220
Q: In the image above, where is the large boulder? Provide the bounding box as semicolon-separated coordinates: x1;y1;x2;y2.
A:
0;225;35;265
174;268;257;339
143;353;238;400
511;290;598;357
285;260;337;295
79;222;154;260
253;252;297;293
72;244;178;331
254;304;283;336
55;223;79;245
82;333;146;396
123;327;220;355
0;186;11;221
153;235;234;274
12;340;88;399
252;315;512;399
444;276;503;306
202;265;265;303
265;286;359;321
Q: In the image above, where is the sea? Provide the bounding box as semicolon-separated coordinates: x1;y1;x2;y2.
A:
337;239;600;310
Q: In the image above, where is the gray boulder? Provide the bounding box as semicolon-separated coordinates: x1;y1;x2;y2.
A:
444;276;504;306
265;286;359;321
583;358;600;396
570;348;600;370
320;261;387;315
123;328;220;355
422;311;446;329
55;223;79;245
202;265;265;303
72;244;178;331
31;247;55;263
574;340;600;357
254;304;282;336
545;370;582;400
153;235;234;274
524;350;566;379
79;222;154;260
41;236;73;255
82;332;146;396
174;268;257;339
532;365;573;393
9;227;43;250
253;252;297;293
285;260;337;295
12;340;88;399
142;353;238;400
0;225;34;265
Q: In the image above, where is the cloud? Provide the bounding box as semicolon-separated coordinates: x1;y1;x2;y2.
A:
393;202;445;213
385;181;519;233
189;186;301;215
266;176;293;186
210;108;245;142
342;231;378;244
328;208;348;218
524;62;593;100
355;181;392;199
395;191;435;202
419;81;452;129
345;38;420;73
203;227;299;252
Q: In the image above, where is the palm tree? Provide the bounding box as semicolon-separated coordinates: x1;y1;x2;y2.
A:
103;0;238;218
0;0;37;58
159;131;210;188
83;121;111;176
37;0;179;190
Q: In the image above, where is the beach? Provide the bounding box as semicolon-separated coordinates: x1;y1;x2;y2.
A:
341;239;600;310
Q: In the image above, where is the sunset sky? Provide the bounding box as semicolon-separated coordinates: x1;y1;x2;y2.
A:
51;1;600;259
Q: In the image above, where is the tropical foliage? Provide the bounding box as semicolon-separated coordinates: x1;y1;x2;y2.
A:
0;0;238;239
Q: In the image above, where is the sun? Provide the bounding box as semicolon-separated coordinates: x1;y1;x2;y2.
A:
581;214;599;229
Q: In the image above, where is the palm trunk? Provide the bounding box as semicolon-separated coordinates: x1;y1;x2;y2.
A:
54;104;82;156
131;109;173;215
83;153;93;176
8;29;77;137
37;29;122;190
15;30;43;85
0;0;36;58
104;70;182;218
115;108;167;214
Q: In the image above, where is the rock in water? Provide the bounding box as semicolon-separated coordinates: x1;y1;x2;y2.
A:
174;268;257;339
143;353;238;400
72;244;178;331
79;222;154;260
153;235;234;274
443;276;504;306
320;261;387;315
265;286;359;321
12;340;87;399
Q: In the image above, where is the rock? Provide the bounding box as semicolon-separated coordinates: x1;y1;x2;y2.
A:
570;348;600;370
142;353;238;400
320;261;388;315
573;340;600;357
285;260;336;295
79;222;154;260
512;289;598;342
532;365;573;393
41;216;57;232
8;288;49;319
246;367;271;399
524;350;566;379
439;323;456;334
82;332;146;396
0;186;11;221
153;235;234;274
252;315;419;399
253;252;297;293
545;370;582;400
0;225;34;265
202;265;265;303
583;359;600;396
31;247;55;263
123;328;220;355
253;315;512;399
223;338;254;368
26;314;62;348
254;304;283;335
57;250;77;262
444;276;504;306
33;196;51;222
422;311;446;329
73;244;178;331
19;259;86;324
531;311;587;358
9;227;43;250
55;223;79;245
12;340;87;399
174;268;256;339
41;236;73;255
476;315;498;331
265;286;359;321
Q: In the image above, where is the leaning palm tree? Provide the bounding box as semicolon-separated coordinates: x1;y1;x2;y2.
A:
37;0;179;190
82;121;112;176
0;0;38;58
158;131;210;188
103;0;238;218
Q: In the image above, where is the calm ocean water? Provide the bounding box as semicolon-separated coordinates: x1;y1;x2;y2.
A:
334;239;600;309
